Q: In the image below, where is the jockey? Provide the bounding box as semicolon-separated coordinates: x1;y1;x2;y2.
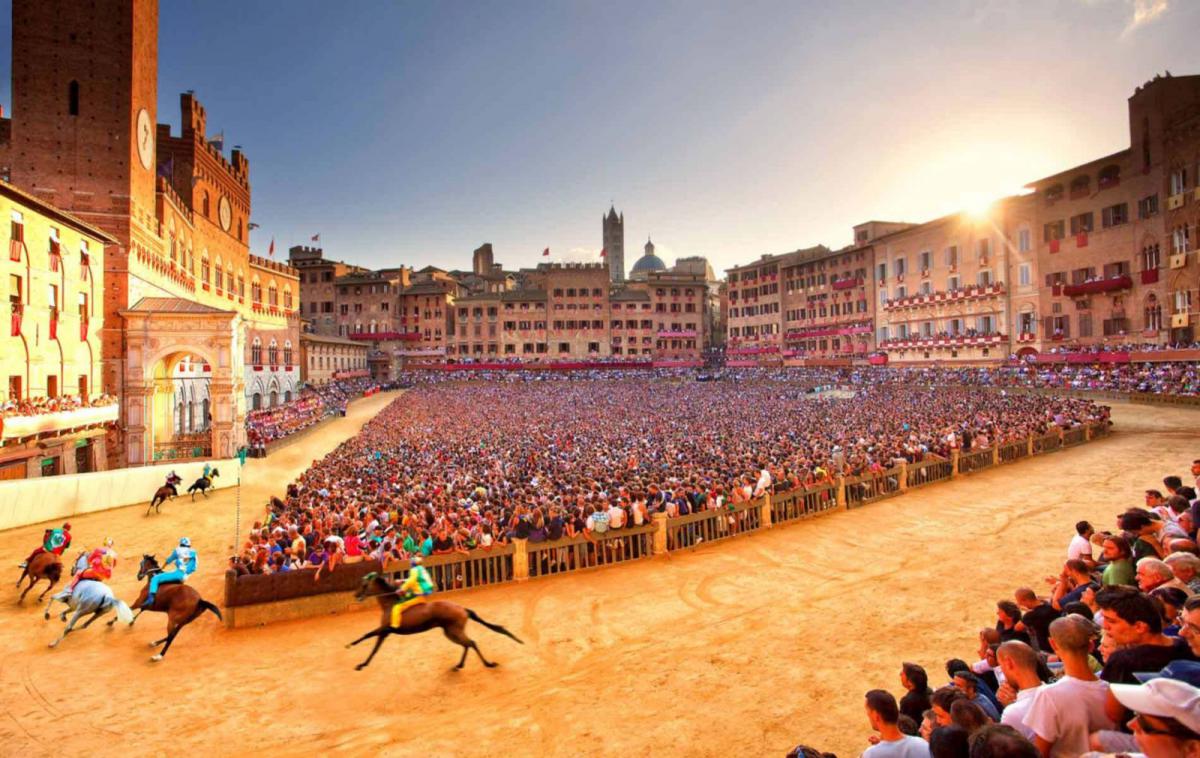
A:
67;538;117;592
19;522;72;568
166;470;182;487
391;555;434;627
143;537;197;608
202;462;213;480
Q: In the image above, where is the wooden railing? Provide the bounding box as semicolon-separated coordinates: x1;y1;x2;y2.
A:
525;524;655;579
906;457;954;488
223;422;1112;626
844;466;903;509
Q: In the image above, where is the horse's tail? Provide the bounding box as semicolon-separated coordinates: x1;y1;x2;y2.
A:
198;599;223;622
466;608;523;644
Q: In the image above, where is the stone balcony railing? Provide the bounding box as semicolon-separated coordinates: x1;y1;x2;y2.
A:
883;282;1005;311
880;332;1006;351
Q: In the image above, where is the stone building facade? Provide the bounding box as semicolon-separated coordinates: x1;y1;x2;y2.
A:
0;180;117;478
299;333;368;386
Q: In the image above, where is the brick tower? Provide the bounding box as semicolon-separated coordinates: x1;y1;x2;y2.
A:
603;205;625;283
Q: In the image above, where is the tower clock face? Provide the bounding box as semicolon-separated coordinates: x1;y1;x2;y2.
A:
218;196;232;231
135;108;154;170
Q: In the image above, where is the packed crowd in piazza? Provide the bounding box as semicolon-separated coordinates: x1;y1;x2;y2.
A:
232;370;1109;576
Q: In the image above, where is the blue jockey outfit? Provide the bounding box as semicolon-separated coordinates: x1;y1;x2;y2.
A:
145;539;197;607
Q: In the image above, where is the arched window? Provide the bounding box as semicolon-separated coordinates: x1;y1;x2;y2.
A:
200;253;210;284
251;337;262;365
237;219;243;241
268;339;278;365
251;278;263;303
1145;294;1162;331
214;260;224;292
267;283;277;306
68;80;79;116
269;390;278;407
1099;165;1120;189
202;192;210;217
283;286;293;309
283;340;293;365
201;398;210;430
252;393;262;411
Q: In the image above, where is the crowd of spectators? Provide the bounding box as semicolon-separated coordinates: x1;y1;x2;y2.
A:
244;377;379;452
807;467;1200;758
1;392;118;418
234;371;1107;577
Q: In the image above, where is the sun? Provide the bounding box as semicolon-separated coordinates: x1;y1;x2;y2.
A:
960;191;996;220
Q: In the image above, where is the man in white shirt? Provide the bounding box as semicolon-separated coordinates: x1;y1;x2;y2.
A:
1067;520;1095;567
861;689;931;758
1024;615;1115;757
995;640;1043;741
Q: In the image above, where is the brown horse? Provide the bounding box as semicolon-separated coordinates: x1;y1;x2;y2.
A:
16;552;63;602
108;554;222;661
147;483;178;515
346;572;523;671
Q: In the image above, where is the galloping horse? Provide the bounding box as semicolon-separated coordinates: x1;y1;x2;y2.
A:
43;553;132;648
109;554;222;661
187;468;220;500
16;551;62;603
346;572;522;671
147;480;180;515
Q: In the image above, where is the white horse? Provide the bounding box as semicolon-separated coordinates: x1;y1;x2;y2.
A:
43;552;132;648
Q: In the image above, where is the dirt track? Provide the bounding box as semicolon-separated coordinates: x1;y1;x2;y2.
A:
0;393;1195;757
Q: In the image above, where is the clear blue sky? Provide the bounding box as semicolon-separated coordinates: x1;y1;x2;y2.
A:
2;0;1198;275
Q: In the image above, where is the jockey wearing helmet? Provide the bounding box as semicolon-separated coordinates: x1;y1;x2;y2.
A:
391;555;435;627
67;538;117;592
143;537;197;608
19;522;72;568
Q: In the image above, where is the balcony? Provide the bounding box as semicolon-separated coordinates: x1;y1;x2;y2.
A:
49;315;58;340
785;323;873;340
656;330;697;338
10;305;22;337
1140;269;1160;285
883;282;1005;311
1061;274;1132;297
831;277;863;291
79;320;89;341
1;403;119;440
348;331;421;341
879;333;1006;351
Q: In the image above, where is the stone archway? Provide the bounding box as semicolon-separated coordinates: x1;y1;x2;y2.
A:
120;300;245;465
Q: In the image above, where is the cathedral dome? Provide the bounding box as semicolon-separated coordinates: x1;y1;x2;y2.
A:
630;238;666;276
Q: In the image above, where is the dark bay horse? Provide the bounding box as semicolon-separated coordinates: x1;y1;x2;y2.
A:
346;572;522;671
187;469;219;500
110;554;222;661
147;483;178;515
16;551;62;602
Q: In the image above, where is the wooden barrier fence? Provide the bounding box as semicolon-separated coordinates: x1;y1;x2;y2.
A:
224;421;1112;627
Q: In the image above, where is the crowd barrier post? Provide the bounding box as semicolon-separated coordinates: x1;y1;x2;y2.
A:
760;491;773;528
836;476;847;510
1085;424;1094;441
897;460;909;492
512;539;530;581
951;449;961;478
651;512;669;555
1027;435;1035;456
992;444;1000;466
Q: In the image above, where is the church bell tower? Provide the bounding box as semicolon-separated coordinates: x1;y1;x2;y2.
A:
603;205;625;283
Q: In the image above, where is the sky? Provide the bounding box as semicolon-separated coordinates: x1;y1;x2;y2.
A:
1;0;1198;276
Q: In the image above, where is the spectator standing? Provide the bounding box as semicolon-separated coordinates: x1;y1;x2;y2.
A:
862;689;931;757
1024;615;1114;757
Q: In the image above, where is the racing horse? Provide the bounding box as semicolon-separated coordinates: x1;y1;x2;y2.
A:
147;473;182;515
187;468;220;500
43;553;132;648
15;551;63;603
346;571;523;671
107;554;222;661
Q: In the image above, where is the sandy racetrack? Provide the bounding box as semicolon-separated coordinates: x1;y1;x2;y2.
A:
0;392;1194;757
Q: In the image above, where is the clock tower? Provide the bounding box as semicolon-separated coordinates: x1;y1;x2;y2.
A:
6;0;160;246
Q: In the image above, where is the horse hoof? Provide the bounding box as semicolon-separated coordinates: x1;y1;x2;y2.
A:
43;612;49;620
148;641;158;648
150;654;163;662
48;642;57;649
485;662;499;668
355;664;366;671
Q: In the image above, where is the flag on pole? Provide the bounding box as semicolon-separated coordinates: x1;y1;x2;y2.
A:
542;248;550;257
312;234;321;242
268;238;275;257
600;248;607;258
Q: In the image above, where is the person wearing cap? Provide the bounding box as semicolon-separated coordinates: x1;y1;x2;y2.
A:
143;537;197;608
1107;677;1200;758
390;554;434;627
67;537;118;593
1024;615;1115;757
19;521;72;569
